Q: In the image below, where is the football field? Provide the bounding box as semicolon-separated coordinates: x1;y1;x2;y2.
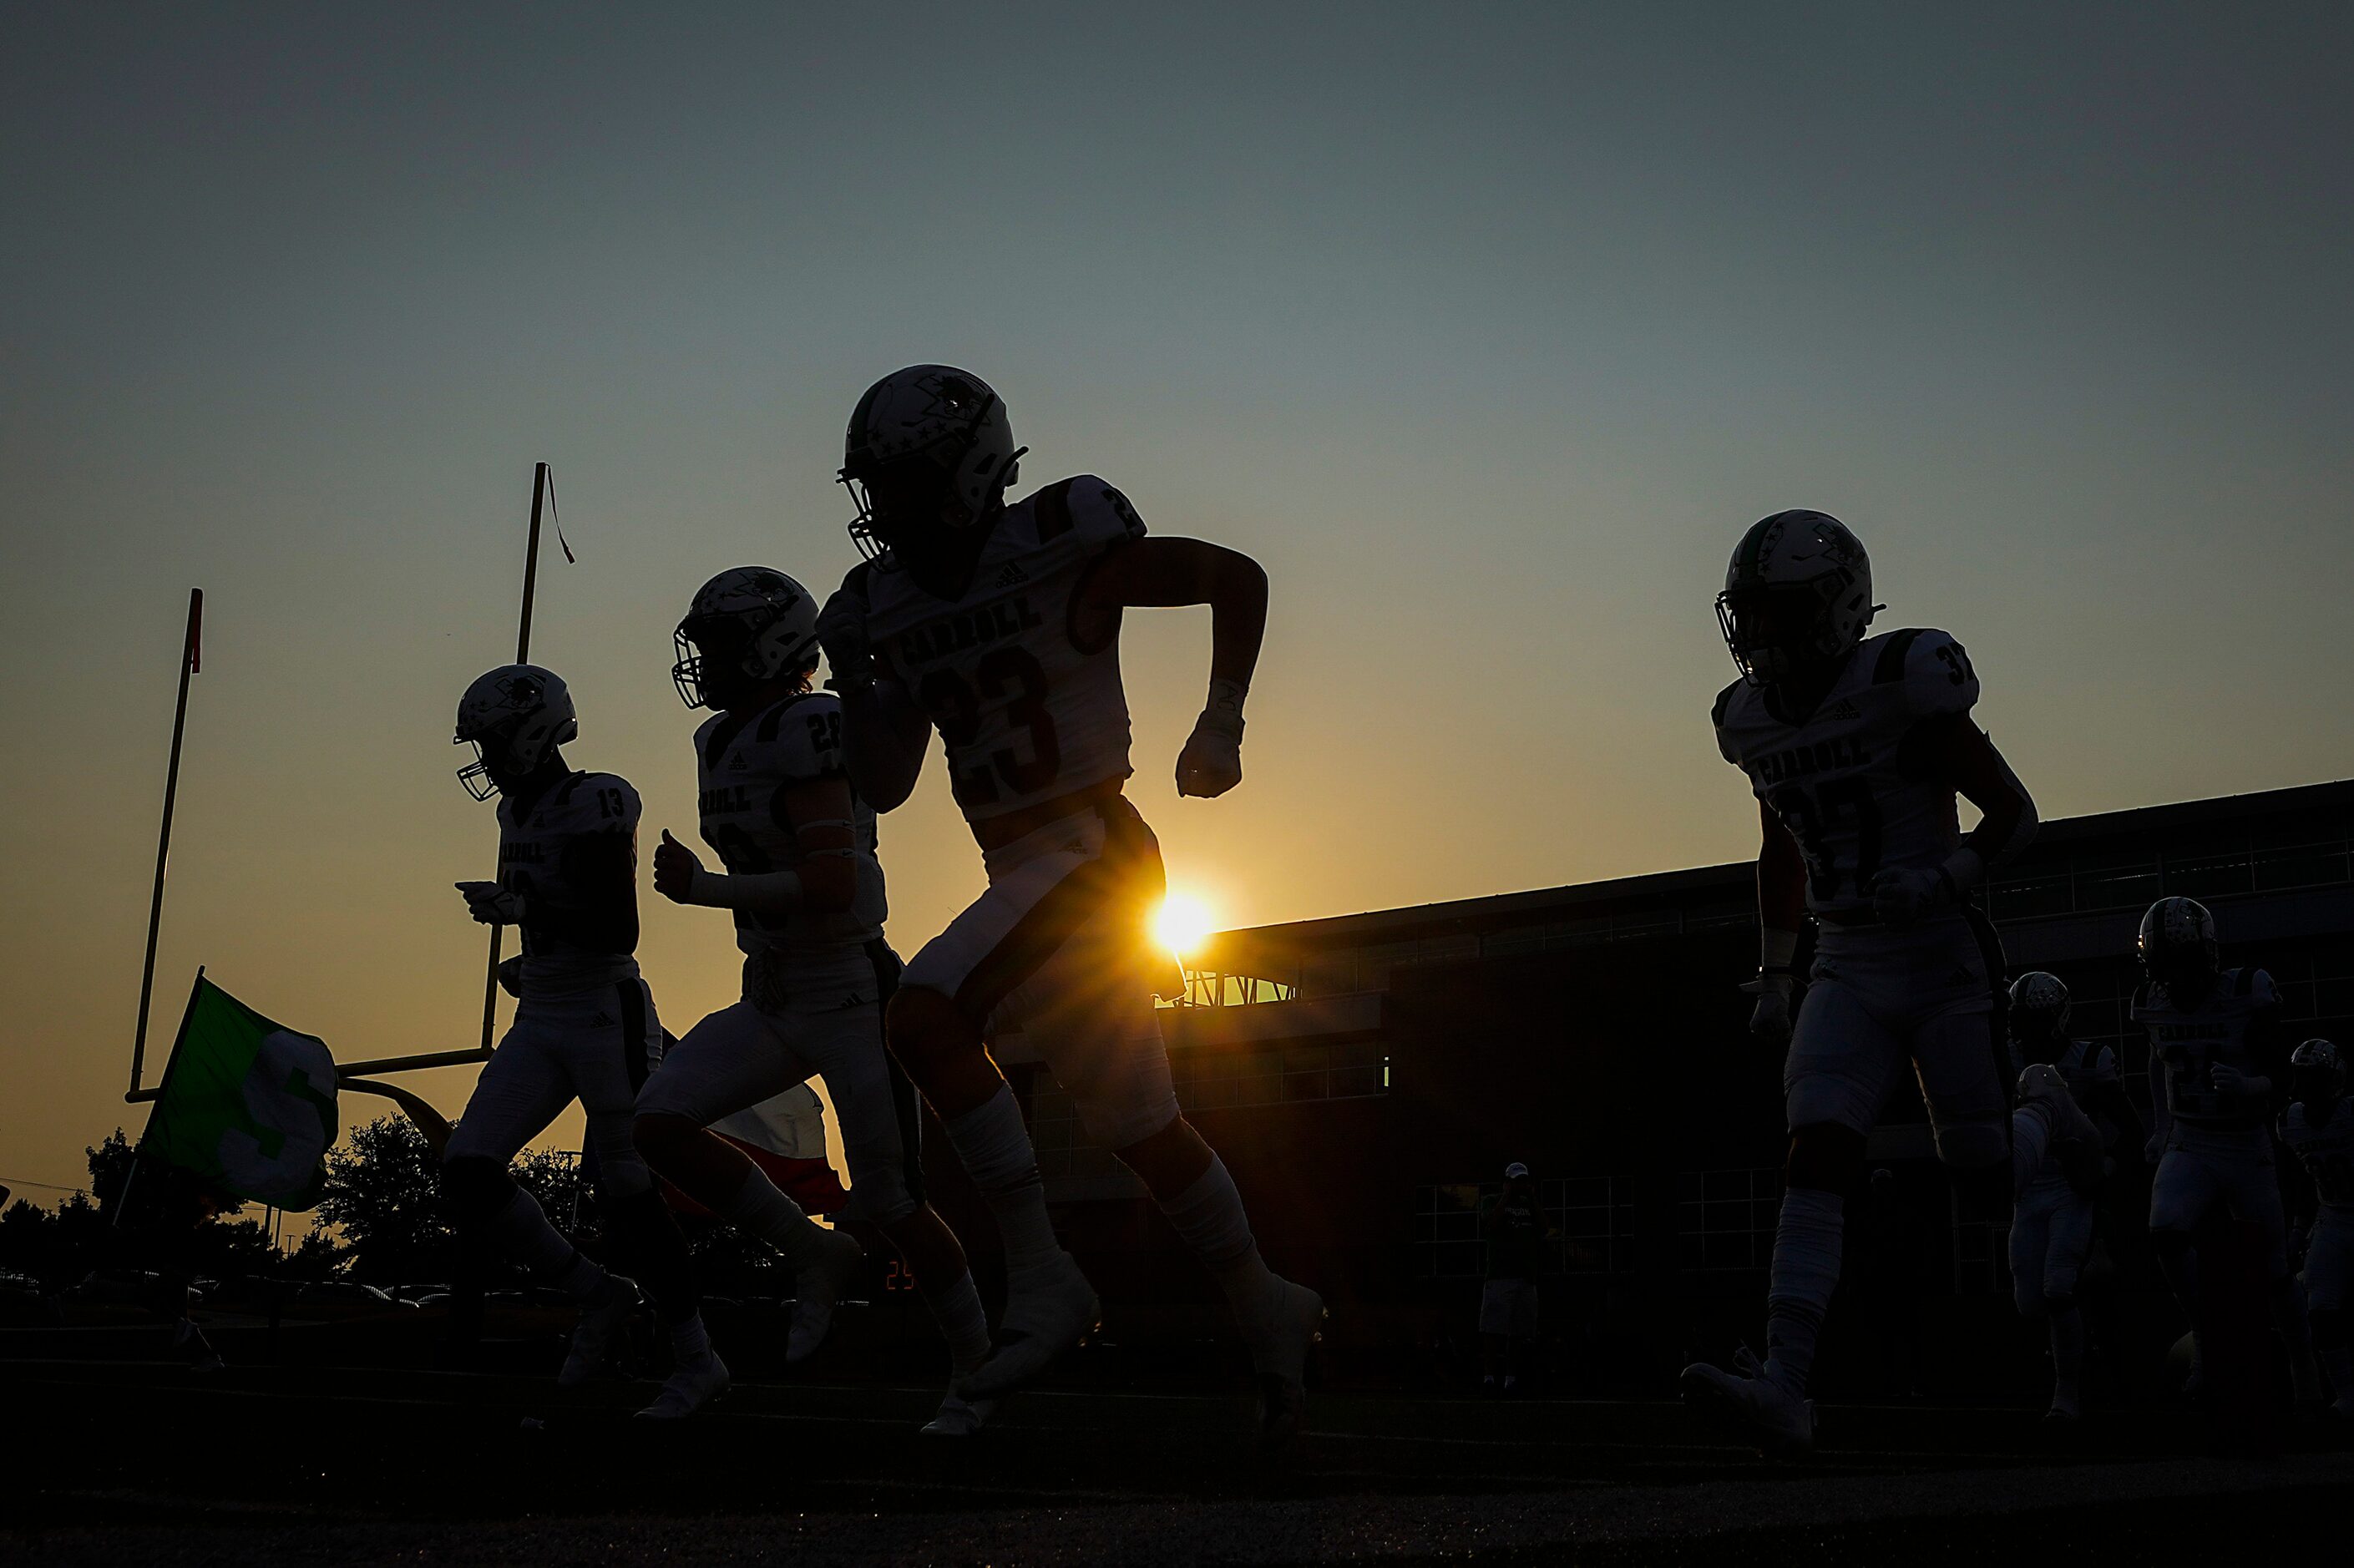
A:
4;1360;2347;1565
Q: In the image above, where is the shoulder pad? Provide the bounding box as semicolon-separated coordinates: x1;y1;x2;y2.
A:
749;692;843;781
2089;1044;2119;1081
552;771;639;830
1710;680;1747;764
2235;967;2279;1004
838;559;878;600
1872;627;1979;719
1038;473;1147;554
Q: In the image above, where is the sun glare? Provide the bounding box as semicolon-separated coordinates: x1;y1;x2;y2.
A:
1155;893;1216;957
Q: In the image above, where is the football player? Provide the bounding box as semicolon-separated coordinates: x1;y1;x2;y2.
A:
442;665;709;1393
631;569;990;1429
2279;1039;2354;1418
816;365;1324;1443
2004;973;2122;1422
1681;509;2039;1454
2134;896;2318;1403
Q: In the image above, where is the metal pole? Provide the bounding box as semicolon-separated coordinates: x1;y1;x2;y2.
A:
478;463;549;1054
130;589;202;1098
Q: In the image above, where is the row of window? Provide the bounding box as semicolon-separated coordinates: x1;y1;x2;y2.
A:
1412;1171;1774;1279
1194;817;2352;1005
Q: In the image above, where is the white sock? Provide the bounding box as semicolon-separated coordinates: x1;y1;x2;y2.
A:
944;1086;1061;1271
670;1312;711;1362
720;1166;825;1268
922;1269;994;1375
1764;1187;1844;1397
487;1186;607;1303
1159;1156;1276;1308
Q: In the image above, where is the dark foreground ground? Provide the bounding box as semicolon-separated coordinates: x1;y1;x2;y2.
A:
5;1353;2350;1567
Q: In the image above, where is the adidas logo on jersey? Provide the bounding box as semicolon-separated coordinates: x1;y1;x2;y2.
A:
591;1012;616;1026
995;561;1030;589
1825;699;1860;721
728;754;750;771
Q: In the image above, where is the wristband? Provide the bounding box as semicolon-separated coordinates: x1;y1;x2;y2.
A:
1936;845;1985;900
1759;927;1800;974
1199;676;1248;741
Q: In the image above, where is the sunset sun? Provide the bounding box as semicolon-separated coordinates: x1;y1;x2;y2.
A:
1153;893;1216;958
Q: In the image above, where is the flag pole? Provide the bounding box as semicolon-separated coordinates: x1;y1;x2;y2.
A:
477;462;551;1055
129;589;202;1100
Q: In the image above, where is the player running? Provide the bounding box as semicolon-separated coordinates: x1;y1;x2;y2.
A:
816;365;1323;1442
2004;972;2129;1423
631;569;990;1429
1682;509;2039;1454
2134;895;2319;1403
441;665;709;1393
2280;1038;2354;1419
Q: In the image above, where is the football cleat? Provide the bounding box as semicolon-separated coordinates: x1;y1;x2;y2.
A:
557;1275;637;1388
1235;1276;1325;1447
634;1348;731;1421
786;1228;866;1366
1680;1346;1815;1457
919;1391;999;1438
955;1250;1099;1401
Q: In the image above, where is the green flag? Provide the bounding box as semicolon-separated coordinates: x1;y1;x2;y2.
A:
139;975;339;1211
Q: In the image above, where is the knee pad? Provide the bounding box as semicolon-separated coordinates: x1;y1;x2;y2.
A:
2012;1282;2046;1319
1784;1123;1865;1192
1932;1118;2010;1174
440;1154;514;1221
2046;1265;2081;1302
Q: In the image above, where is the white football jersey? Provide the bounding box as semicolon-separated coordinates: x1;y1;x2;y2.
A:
2133;967;2280;1131
844;474;1147;825
496;771;641;992
693;690;886;959
1714;627;1982;921
2281;1097;2354;1211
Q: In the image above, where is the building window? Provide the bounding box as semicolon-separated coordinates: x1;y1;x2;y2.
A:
1677;1167;1782;1272
1170;1040;1389;1111
1412;1176;1636;1279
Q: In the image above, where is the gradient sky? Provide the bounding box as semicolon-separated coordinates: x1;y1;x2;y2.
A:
5;3;2351;1201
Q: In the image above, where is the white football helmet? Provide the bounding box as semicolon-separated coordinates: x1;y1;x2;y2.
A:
838;364;1026;562
2291;1039;2345;1106
1715;509;1878;685
2007;971;2072;1042
2137;896;2220;995
454;665;575;799
673;567;819;709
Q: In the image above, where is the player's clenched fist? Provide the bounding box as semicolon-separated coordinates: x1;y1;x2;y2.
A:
1744;974;1795;1046
456;880;525;926
1175;714;1243;798
653;829;704;904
